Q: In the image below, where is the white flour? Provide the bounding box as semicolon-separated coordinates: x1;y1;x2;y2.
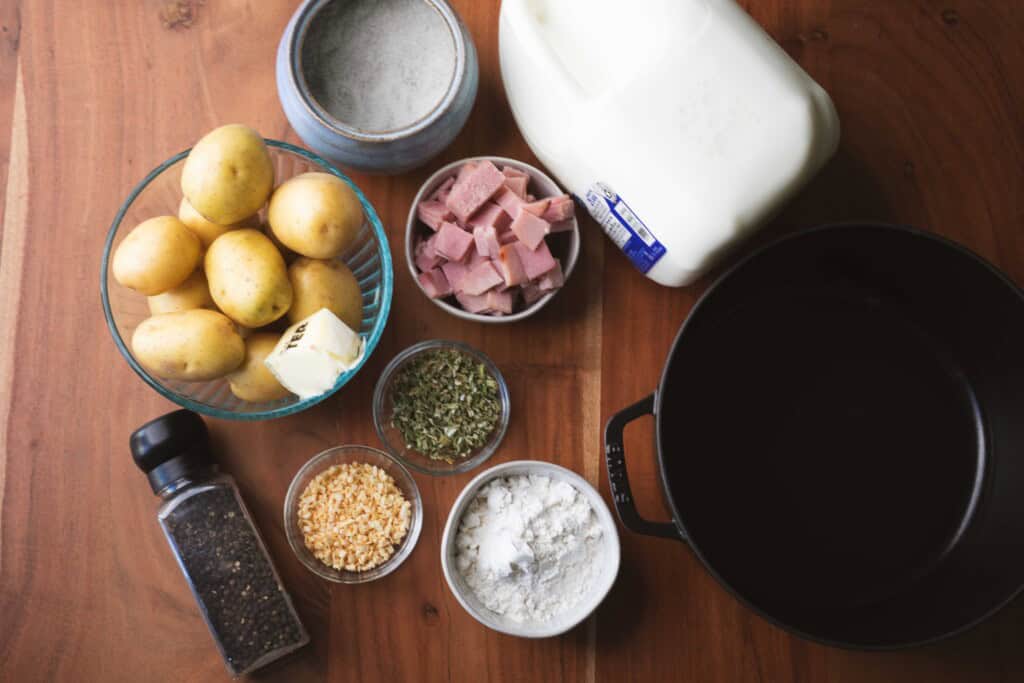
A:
454;474;604;623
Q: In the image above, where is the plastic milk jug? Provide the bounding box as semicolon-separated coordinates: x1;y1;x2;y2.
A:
499;0;841;286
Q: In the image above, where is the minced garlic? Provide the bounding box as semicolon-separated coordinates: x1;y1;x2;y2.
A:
297;463;411;572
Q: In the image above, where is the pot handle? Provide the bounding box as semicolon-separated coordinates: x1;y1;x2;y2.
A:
604;394;686;541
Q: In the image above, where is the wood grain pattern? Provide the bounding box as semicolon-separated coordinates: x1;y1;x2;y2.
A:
1;0;1022;681
0;58;25;574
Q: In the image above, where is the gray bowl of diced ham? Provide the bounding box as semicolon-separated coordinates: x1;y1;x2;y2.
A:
405;157;580;322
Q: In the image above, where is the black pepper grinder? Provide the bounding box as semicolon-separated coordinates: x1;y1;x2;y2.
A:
131;410;309;678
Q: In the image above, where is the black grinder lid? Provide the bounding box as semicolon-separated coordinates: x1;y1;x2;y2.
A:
130;410;215;494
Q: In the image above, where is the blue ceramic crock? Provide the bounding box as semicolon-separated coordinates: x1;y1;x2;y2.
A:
276;0;478;175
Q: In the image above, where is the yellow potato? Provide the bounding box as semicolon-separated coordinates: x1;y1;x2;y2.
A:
268;172;362;259
147;270;215;315
181;124;274;225
262;222;299;264
227;333;291;402
288;257;363;330
132;309;244;381
178;197;257;249
205;228;293;327
253;317;291;336
112;215;201;295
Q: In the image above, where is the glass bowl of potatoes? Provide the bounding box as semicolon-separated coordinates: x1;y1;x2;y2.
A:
101;131;393;420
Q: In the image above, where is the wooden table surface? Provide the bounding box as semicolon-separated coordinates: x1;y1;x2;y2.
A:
2;0;1023;681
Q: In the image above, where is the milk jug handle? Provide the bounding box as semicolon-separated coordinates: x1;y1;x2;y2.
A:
501;0;588;105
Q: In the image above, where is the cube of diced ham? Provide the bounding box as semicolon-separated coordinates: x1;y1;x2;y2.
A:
418;268;452;299
509;211;551;250
473;226;502;259
537;259;564;291
455;291;492;314
417;200;454;231
441;260;470;292
494;244;527;287
468;243;489;266
547;219;575;233
504;175;529;198
414;235;443;272
522;198;550;217
493;187;525;217
513;240;558;280
446;160;506;223
467;202;511;231
541;194;575;223
501;166;528;179
434;221;474;262
486;289;515;314
431;176;456;204
456;160;479;184
460;261;504;296
521;282;545;305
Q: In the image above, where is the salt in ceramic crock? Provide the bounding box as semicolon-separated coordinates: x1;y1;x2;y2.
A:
276;0;479;175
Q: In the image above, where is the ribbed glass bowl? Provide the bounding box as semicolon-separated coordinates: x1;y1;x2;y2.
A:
100;140;393;420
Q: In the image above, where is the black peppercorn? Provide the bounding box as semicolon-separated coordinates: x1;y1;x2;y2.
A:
132;411;309;677
163;486;306;673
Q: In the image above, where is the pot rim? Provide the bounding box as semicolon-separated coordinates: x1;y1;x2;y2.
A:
650;221;1024;650
286;0;467;143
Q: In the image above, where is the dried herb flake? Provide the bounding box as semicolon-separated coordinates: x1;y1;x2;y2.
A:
390;349;501;462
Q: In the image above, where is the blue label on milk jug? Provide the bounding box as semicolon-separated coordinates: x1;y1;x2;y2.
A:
581;183;666;274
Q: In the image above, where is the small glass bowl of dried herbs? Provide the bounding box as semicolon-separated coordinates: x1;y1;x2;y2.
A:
373;340;510;475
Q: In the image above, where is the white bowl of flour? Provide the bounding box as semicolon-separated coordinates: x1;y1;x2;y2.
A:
441;461;620;638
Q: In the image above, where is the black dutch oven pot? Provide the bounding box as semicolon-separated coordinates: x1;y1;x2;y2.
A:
605;224;1024;649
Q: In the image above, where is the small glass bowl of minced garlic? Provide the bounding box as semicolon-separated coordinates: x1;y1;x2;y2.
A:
284;445;423;583
372;340;511;476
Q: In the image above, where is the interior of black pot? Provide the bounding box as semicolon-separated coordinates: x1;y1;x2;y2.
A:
657;224;1024;647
